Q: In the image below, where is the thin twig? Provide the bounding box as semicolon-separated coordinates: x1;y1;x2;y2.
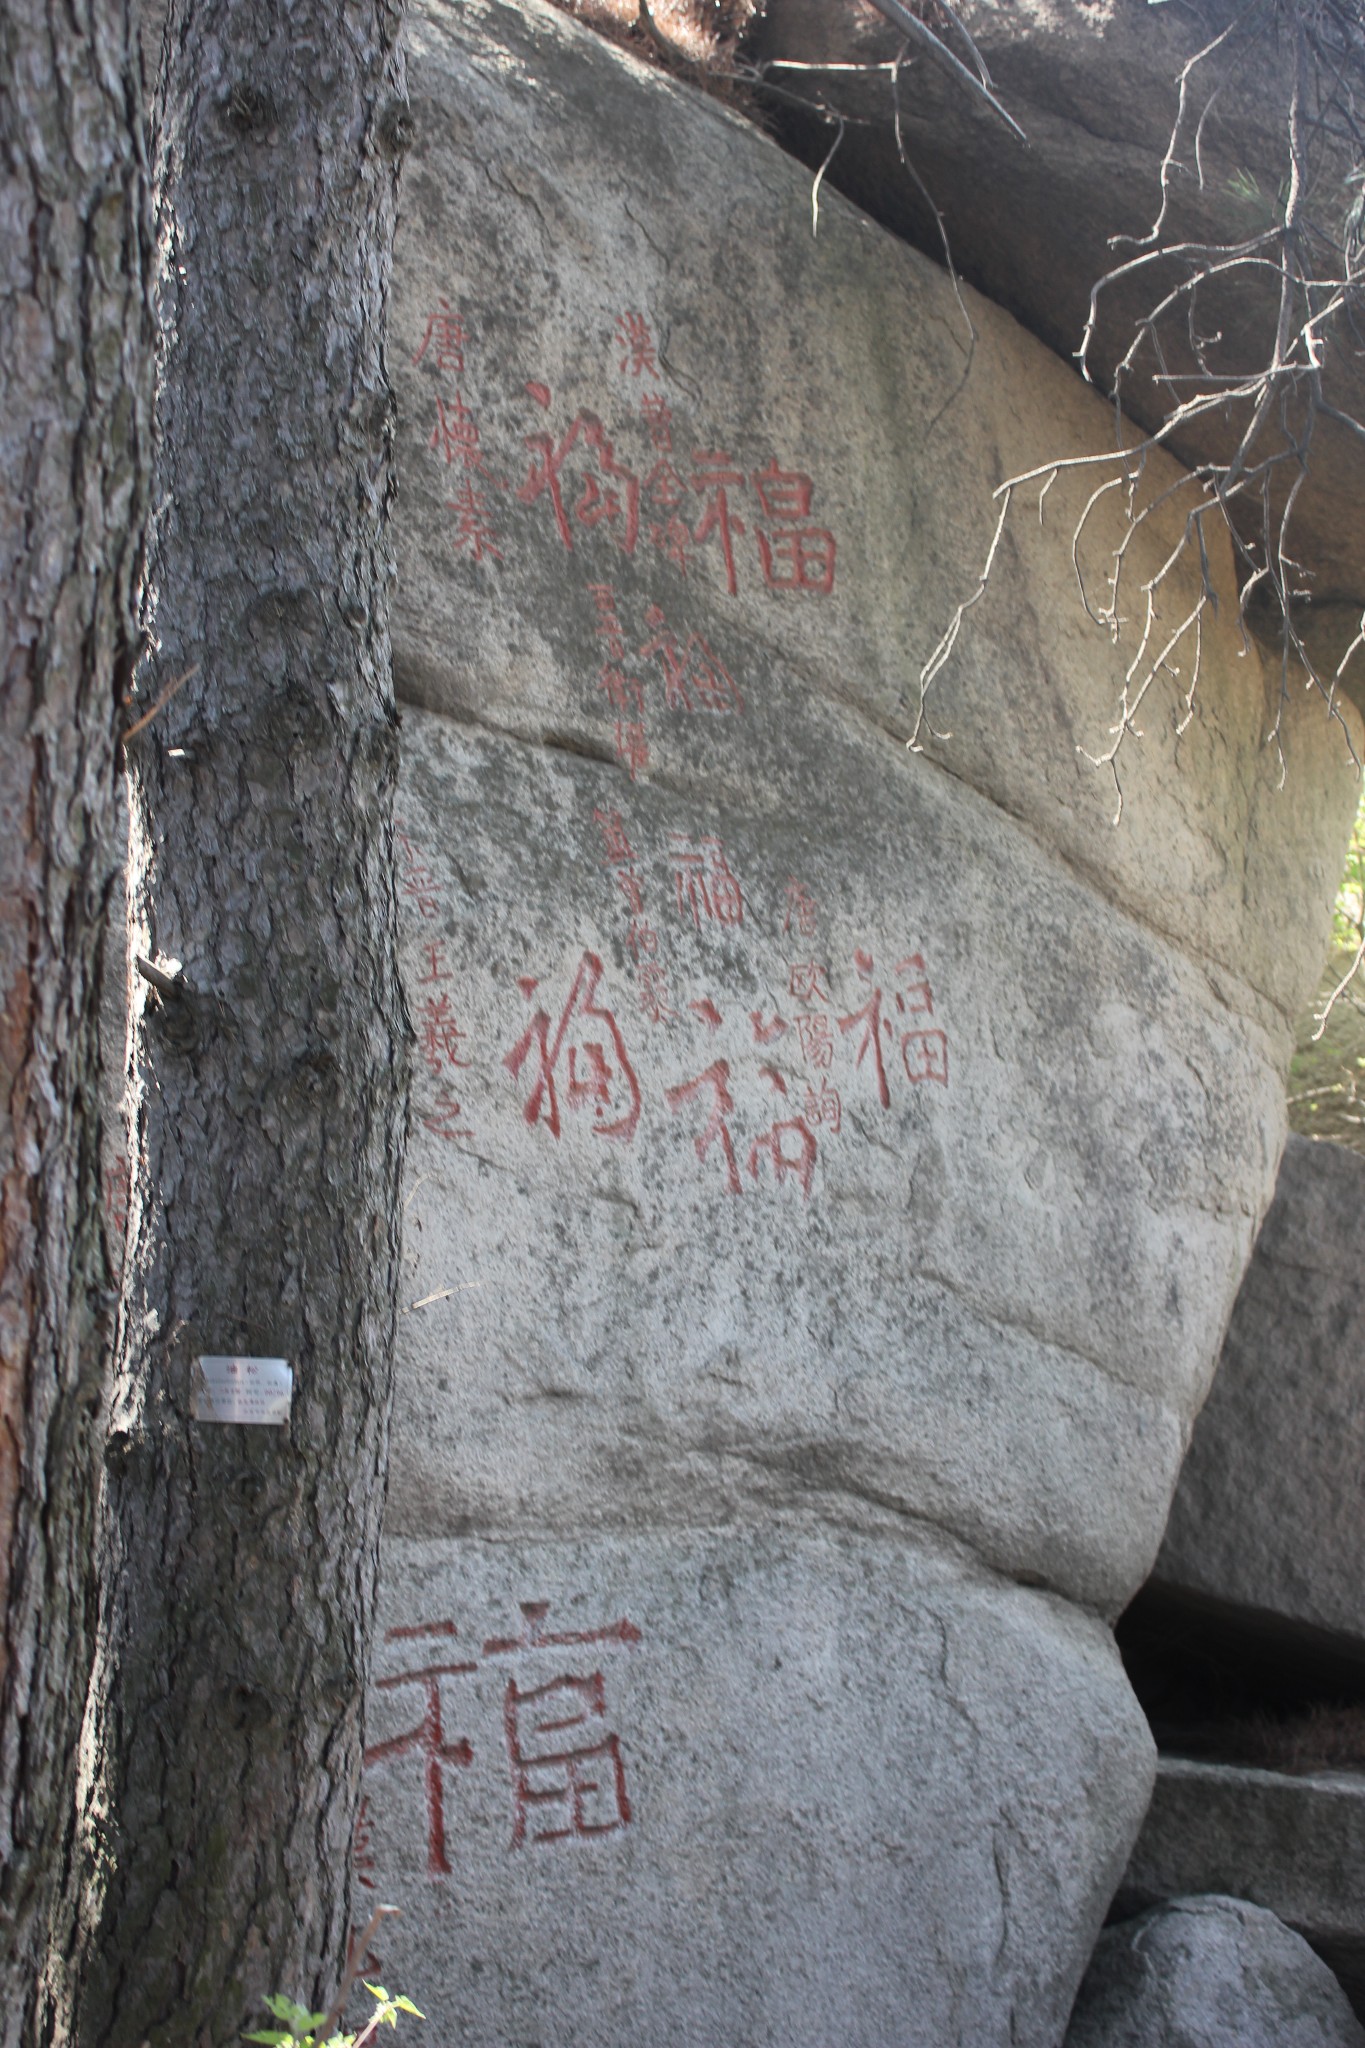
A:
318;1903;401;2042
121;663;199;744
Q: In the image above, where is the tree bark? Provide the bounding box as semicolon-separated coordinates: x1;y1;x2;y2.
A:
0;3;152;2035
66;4;410;2041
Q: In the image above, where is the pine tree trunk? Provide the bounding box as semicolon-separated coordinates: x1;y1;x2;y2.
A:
0;4;152;2035
68;4;410;2041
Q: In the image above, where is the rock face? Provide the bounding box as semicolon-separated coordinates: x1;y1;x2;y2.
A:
750;0;1365;641
1154;1135;1365;1643
1065;1894;1365;2048
1119;1759;1365;2022
356;1;1361;2040
363;1531;1147;2047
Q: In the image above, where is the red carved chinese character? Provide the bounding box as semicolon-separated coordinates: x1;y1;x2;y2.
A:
504;1674;633;1848
519;412;640;555
365;1628;477;1879
504;951;641;1143
788;961;830;1006
429;392;488;472
750;1010;787;1044
668;834;744;928
617;869;646;917
395;827;440;919
417;938;451;985
751;459;836;594
615;310;659;379
838;966;891;1110
748;1116;817;1198
418;991;471;1077
593;807;636;867
644;457;688;512
637;961;676;1024
447;483;502;563
412;298;466;374
422;1091;468;1142
615;719;649;780
794;1013;834;1070
640;392;674;449
599;667;643;716
627;918;658;959
804;1079;843;1132
649;514;692;576
782;879;819;938
666;1059;740;1194
691;451;747;596
902;1028;949;1086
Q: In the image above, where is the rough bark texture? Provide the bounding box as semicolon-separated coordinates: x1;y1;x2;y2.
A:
0;2;151;2033
60;4;410;2041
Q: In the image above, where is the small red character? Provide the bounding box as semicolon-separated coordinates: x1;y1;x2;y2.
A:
614;310;659;380
599;667;643;717
804;1079;843;1133
640;392;674;449
417;938;451;986
666;1058;741;1194
615;719;650;781
794;1013;834;1071
750;1011;787;1045
649;514;692;576
418;991;471;1077
644;457;688;513
593;807;636;868
447;483;502;563
782;879;819;939
395;828;440;919
412;298;466;374
668;834;744;928
617;869;646;917
788;961;830;1006
422;1091;469;1142
638;961;676;1025
429;392;488;473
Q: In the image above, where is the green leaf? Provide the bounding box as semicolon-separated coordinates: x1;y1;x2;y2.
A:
266;1997;323;2031
393;1999;424;2018
363;1984;389;2002
242;2032;294;2046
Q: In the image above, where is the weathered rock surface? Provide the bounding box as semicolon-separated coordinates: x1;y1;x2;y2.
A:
750;0;1365;630
360;1;1363;2040
1118;1759;1365;2021
1066;1894;1365;2048
1155;1135;1365;1643
360;1530;1151;2048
